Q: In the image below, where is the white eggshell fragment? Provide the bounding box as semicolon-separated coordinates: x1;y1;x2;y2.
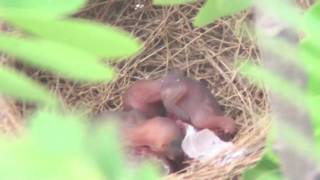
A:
181;124;234;162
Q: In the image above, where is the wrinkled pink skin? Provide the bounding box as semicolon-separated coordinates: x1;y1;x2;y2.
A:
123;72;237;141
160;72;237;141
123;80;165;118
125;116;184;161
95;111;184;161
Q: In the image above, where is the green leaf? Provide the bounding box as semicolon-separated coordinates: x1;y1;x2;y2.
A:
256;36;320;80
194;0;253;27
299;38;320;79
307;64;320;142
243;153;282;180
134;163;160;180
0;66;57;105
299;36;320;142
28;110;86;156
153;0;195;5
300;38;320;142
257;0;302;29
0;0;86;17
0;110;104;180
275;120;320;161
2;16;142;59
309;94;320;147
0;34;115;82
240;62;309;107
304;2;320;36
240;62;320;146
90;121;125;179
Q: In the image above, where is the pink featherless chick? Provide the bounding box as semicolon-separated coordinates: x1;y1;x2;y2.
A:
159;71;237;141
94;110;186;173
124;116;184;161
122;79;165;119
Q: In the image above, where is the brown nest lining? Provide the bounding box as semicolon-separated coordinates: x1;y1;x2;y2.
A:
11;0;269;179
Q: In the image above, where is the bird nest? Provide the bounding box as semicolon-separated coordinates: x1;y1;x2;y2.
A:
2;0;270;179
74;1;268;179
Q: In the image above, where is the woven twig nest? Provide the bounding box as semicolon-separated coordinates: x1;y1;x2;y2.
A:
4;0;269;179
76;0;268;179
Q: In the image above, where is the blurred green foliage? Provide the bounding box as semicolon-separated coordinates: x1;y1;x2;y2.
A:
0;110;160;180
0;0;87;17
243;154;281;180
193;0;253;27
0;34;115;82
0;0;141;106
303;3;320;143
0;66;57;106
154;0;253;27
3;16;142;59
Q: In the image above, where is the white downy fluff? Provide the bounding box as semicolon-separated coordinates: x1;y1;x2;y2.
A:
181;124;245;164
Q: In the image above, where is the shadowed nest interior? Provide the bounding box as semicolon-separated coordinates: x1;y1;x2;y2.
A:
2;0;272;179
